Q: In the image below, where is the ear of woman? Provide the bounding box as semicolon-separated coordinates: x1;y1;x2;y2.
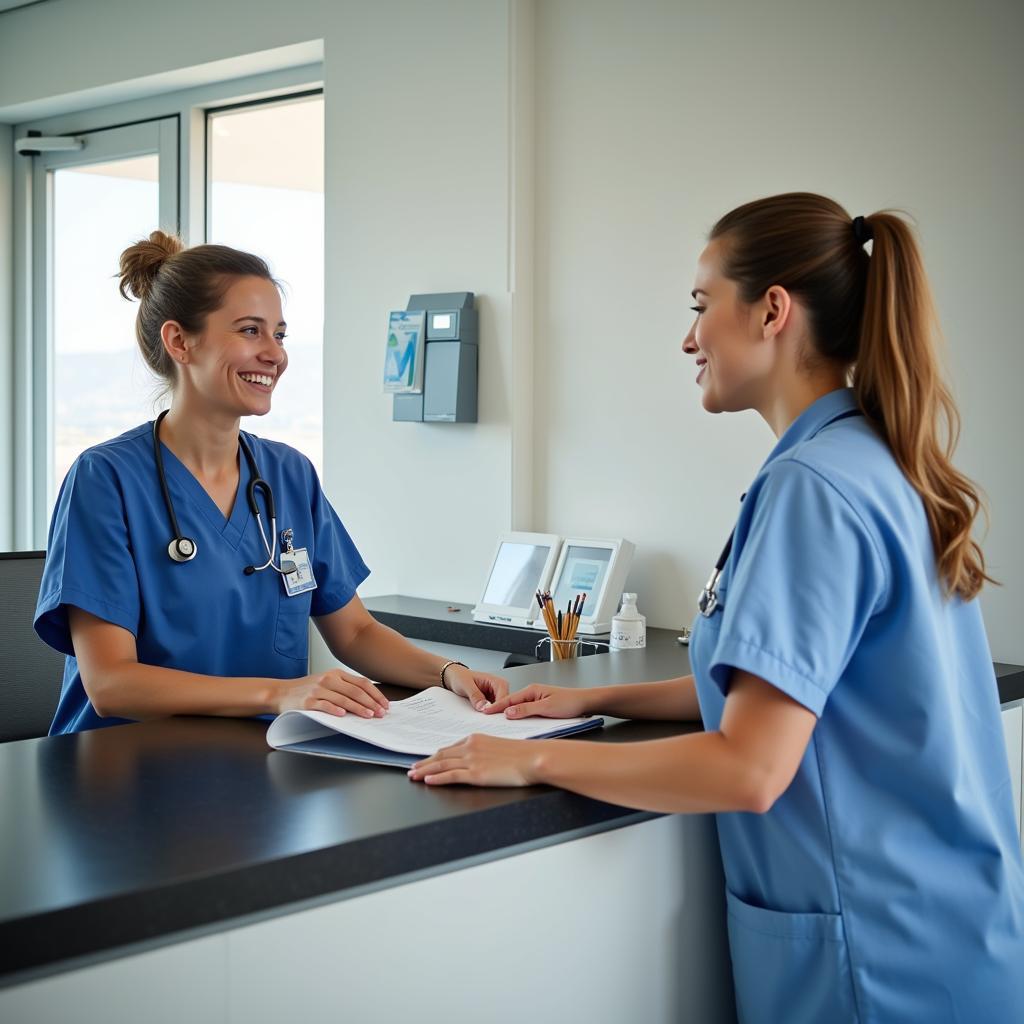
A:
160;320;192;365
759;284;793;339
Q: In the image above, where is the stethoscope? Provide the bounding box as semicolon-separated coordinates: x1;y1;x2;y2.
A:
699;495;743;617
152;410;296;576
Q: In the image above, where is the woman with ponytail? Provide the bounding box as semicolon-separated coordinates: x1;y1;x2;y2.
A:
409;194;1024;1020
34;231;508;734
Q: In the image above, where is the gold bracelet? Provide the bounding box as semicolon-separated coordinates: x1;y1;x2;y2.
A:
439;660;467;690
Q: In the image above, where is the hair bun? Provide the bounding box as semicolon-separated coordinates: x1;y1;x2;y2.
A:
118;230;184;300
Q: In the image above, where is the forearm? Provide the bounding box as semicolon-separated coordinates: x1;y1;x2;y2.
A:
88;662;279;720
335;618;447;689
532;730;765;815
581;675;700;721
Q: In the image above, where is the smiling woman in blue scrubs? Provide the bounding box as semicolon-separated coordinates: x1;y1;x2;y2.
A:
408;194;1024;1020
35;231;507;734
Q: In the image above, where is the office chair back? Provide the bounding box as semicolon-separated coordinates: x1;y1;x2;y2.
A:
0;551;65;742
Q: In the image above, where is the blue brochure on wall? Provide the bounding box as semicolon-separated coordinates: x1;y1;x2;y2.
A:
267;686;604;769
382;309;426;394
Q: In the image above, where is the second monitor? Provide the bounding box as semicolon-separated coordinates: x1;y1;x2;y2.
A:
539;537;635;635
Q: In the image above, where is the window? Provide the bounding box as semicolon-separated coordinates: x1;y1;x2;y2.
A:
53;155;161;487
14;69;324;547
207;93;325;478
31;119;178;523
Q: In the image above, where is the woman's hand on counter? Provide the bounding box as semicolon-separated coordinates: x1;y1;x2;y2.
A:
443;665;510;711
408;734;547;787
483;678;701;722
483;683;593;720
274;670;390;718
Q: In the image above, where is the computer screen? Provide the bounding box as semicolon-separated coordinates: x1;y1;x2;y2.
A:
550;545;613;614
481;542;553;610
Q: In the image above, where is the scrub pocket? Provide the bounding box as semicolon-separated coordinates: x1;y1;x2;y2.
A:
726;889;858;1024
274;591;312;661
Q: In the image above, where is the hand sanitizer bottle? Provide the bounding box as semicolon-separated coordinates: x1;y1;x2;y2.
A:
610;593;646;650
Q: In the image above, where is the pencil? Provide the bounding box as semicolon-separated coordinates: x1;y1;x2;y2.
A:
546;593;558;638
537;590;548;629
538;591;563;657
552;595;565;659
538;591;557;639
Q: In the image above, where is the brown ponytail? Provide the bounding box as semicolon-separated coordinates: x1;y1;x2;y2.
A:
854;213;992;599
710;193;992;601
118;230;277;393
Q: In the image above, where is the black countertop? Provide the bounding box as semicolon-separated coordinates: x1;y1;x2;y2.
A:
363;594;568;657
363;595;1024;705
0;650;697;987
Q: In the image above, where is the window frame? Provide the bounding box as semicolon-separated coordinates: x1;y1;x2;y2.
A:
205;87;324;248
10;63;323;549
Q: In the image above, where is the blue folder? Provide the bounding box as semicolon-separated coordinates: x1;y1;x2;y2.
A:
280;717;605;769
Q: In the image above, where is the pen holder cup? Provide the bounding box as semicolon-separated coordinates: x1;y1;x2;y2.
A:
535;637;604;662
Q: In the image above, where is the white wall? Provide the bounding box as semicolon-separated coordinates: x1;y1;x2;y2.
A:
322;2;516;600
1;0;1022;659
0;0;322;119
532;0;1024;660
0;0;519;605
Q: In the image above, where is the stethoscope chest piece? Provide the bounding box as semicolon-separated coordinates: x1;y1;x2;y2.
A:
168;536;198;563
698;572;720;617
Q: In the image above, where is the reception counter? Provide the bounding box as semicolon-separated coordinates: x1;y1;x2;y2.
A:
0;638;736;1024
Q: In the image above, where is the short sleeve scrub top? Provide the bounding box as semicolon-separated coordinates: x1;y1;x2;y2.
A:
34;423;369;735
688;388;1024;1022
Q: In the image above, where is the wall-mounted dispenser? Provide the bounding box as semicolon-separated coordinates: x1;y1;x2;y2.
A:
393;292;478;423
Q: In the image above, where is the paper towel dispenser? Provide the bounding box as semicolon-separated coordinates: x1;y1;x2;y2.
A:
393;292;478;423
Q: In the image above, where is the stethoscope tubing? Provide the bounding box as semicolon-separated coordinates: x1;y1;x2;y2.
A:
152;411;291;575
699;492;744;617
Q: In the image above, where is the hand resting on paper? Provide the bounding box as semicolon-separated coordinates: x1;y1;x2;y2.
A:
440;664;510;711
408;683;591;787
482;683;591;721
407;732;545;787
274;669;390;718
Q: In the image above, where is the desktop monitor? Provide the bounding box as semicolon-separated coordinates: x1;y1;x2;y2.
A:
472;533;562;628
540;537;635;634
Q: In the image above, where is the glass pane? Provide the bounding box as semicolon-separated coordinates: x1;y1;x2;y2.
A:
208;95;324;478
52;155;161;494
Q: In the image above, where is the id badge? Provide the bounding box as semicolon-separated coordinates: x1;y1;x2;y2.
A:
281;547;317;597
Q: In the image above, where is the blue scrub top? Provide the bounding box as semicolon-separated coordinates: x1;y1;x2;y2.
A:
689;388;1024;1023
35;423;370;735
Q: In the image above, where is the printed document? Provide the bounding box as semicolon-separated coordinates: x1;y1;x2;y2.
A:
266;686;603;768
